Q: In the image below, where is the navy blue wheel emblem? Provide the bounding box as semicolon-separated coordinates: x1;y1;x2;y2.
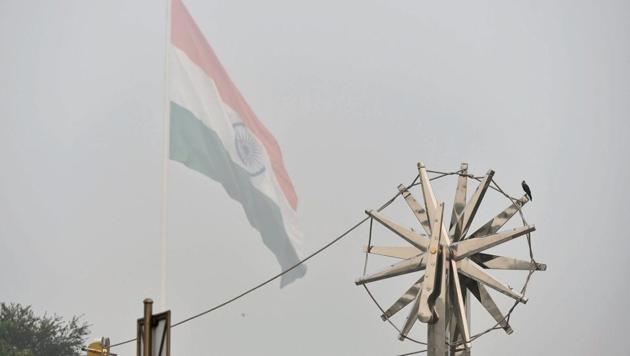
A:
233;123;266;176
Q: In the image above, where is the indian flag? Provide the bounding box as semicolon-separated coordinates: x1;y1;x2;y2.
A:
169;0;306;286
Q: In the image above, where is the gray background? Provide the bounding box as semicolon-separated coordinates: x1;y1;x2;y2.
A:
1;0;629;355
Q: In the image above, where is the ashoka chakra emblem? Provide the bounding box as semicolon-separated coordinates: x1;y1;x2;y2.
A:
233;123;266;176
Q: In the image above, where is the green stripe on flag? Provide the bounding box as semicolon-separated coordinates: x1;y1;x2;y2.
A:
169;102;306;286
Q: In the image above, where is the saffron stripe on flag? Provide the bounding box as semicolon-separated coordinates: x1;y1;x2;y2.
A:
171;0;297;210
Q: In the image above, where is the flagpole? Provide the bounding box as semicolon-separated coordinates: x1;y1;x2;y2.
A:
159;0;173;311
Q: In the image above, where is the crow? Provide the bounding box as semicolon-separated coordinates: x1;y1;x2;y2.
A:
522;180;532;201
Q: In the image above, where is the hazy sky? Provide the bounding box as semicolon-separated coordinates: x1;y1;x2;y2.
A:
1;0;629;355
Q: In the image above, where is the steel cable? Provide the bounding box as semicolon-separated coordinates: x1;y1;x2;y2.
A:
111;173;412;348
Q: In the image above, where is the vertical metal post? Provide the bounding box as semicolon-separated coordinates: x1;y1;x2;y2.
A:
427;251;449;356
143;298;153;356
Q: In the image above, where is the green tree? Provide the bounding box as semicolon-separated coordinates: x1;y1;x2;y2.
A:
0;303;89;356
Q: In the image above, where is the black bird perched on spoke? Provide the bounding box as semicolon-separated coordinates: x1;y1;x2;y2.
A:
522;180;532;201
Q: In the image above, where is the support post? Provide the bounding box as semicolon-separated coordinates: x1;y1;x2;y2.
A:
427;250;449;356
143;298;153;356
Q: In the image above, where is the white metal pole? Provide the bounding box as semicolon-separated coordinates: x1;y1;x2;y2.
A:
159;0;173;311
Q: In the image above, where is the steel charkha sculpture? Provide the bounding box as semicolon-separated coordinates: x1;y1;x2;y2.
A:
356;163;546;355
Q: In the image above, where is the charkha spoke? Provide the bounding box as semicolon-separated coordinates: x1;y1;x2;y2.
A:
450;260;471;349
466;279;513;334
417;162;452;246
450;163;468;241
457;259;528;303
417;162;439;219
473;253;547;271
355;254;427;285
364;246;421;260
452;225;536;261
466;195;529;240
366;210;430;252
399;288;423;340
382;277;424;320
449;170;495;239
398;184;432;235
